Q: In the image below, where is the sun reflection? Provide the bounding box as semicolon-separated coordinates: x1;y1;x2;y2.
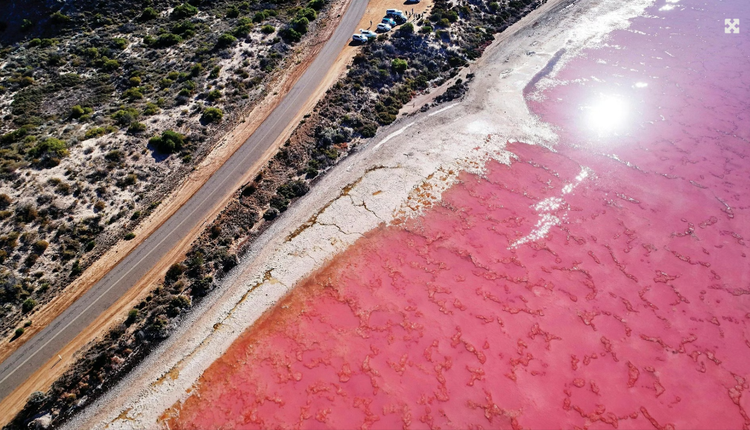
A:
584;94;629;135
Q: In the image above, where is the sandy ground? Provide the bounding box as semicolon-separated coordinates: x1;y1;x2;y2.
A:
59;0;658;428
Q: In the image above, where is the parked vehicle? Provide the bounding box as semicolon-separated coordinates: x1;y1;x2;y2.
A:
387;11;407;24
352;33;368;43
376;23;392;32
381;17;396;27
386;9;403;15
405;0;420;3
359;29;377;39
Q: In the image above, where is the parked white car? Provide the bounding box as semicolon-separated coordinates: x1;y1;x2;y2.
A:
386;9;403;15
352;34;368;43
359;29;377;39
376;23;392;32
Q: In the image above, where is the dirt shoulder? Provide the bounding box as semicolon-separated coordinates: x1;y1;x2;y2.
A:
0;0;356;424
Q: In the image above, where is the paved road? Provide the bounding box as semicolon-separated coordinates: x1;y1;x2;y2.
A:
0;0;367;403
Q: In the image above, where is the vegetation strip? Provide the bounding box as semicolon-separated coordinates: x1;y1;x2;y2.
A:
0;0;331;344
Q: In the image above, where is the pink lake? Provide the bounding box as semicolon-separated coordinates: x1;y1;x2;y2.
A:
167;0;750;428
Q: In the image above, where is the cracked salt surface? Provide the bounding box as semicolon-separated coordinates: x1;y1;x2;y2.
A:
65;0;658;428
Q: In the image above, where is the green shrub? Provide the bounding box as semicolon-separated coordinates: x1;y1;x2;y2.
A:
99;57;120;71
297;8;317;21
123;88;144;101
277;180;309;199
50;11;71;24
28;138;68;159
129;76;142;87
253;11;267;23
206;89;222;101
112;108;139;126
201;107;223;123
22;298;37;313
21;19;33;32
143;102;160;115
124;232;136;240
70;105;93;119
421;25;433;34
397;22;414;35
14;327;24;337
209;66;221;79
190;63;203;77
149;130;185;154
128;122;147;133
84;127;106;139
261;24;275;34
173;20;196;37
18;76;34;87
125;309;138;325
172;3;199;19
154;33;183;48
170;295;191;309
140;7;159;21
216;33;237;48
165;263;185;282
291;16;309;34
112;38;128;50
33;240;48;254
391;58;408;74
308;0;326;11
269;195;289;212
226;6;240;18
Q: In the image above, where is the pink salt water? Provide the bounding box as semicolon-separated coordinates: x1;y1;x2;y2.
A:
167;1;750;428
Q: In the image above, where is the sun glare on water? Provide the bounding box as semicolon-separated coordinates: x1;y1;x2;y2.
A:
584;94;629;136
